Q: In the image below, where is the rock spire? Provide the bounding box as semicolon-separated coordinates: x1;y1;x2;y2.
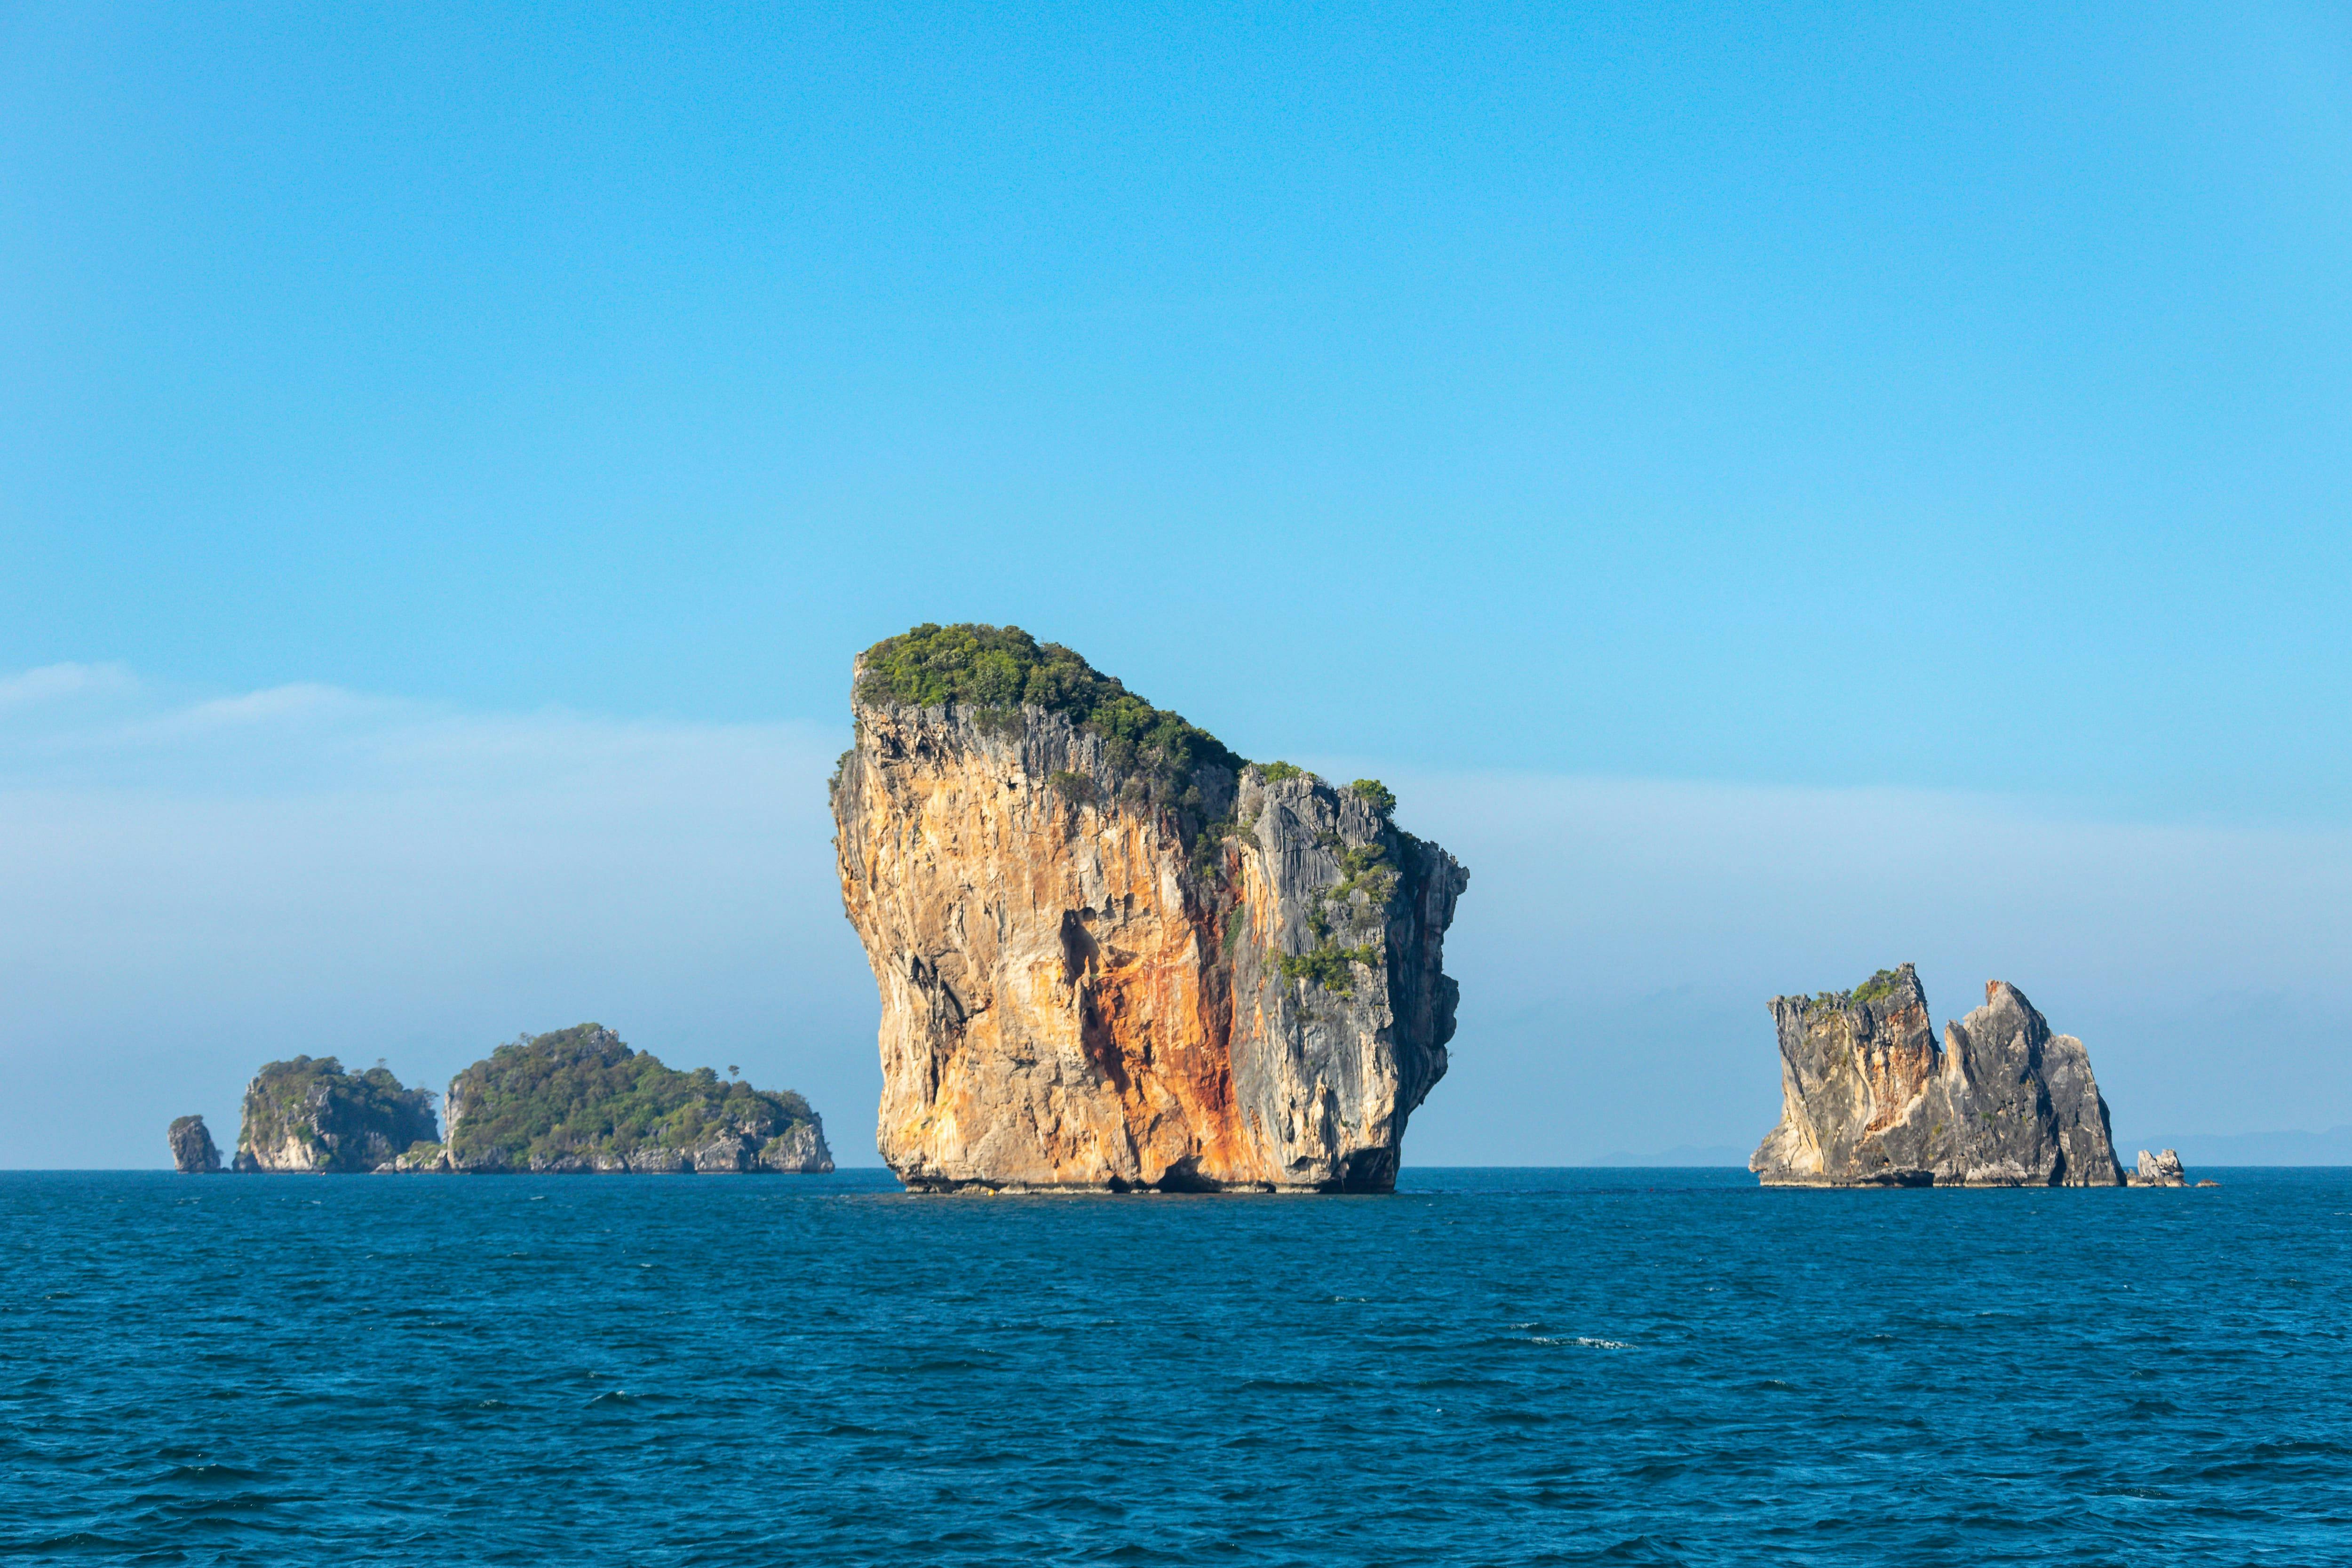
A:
167;1114;222;1173
1751;966;2126;1187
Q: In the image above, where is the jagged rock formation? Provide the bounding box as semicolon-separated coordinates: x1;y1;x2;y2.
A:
1751;965;2125;1187
2134;1148;2187;1186
437;1023;834;1174
832;623;1469;1192
167;1115;222;1173
233;1057;440;1173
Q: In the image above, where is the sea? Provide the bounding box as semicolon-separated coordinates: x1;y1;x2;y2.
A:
3;1167;2346;1565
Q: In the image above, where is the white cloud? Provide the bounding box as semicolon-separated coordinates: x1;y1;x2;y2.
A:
0;661;137;709
154;682;370;733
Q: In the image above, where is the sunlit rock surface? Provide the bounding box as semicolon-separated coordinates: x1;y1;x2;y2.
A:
832;625;1468;1192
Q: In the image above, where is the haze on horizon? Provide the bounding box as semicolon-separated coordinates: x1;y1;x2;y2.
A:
3;3;2346;1167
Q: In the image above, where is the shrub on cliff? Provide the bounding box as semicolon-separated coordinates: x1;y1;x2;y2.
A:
1850;968;1906;1004
445;1024;819;1170
857;624;1244;804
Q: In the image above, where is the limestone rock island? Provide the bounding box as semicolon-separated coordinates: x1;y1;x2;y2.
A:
435;1023;834;1174
167;1114;223;1173
233;1056;441;1173
831;623;1469;1192
1751;964;2126;1187
222;1031;831;1174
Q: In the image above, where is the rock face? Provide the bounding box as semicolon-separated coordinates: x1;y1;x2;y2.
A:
233;1057;440;1173
2134;1148;2188;1186
167;1115;222;1174
438;1023;834;1174
832;623;1469;1192
1750;966;2125;1187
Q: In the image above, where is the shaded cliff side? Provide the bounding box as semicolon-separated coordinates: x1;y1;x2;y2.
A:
234;1057;440;1173
168;1115;222;1173
831;623;1469;1192
1750;965;2125;1187
433;1024;834;1174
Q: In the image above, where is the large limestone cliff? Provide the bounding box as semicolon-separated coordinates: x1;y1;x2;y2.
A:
1750;965;2125;1187
832;624;1469;1192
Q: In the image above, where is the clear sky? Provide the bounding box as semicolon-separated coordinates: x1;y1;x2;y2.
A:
2;3;2347;1166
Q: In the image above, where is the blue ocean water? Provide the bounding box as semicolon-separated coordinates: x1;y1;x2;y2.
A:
3;1168;2347;1565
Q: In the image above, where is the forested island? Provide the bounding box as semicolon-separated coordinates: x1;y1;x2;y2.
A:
432;1024;832;1173
172;1024;832;1175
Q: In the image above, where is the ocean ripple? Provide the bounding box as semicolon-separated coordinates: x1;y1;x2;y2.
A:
0;1168;2346;1564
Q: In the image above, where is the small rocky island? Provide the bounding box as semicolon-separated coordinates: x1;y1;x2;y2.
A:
233;1056;441;1172
1751;965;2129;1186
831;622;1469;1192
167;1114;222;1173
175;1028;831;1174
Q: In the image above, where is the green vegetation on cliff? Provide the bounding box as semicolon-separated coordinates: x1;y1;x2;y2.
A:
857;623;1245;793
1804;966;1912;1011
446;1024;820;1170
1278;941;1381;994
1276;840;1399;997
855;627;1430;899
238;1056;439;1172
1850;968;1906;1004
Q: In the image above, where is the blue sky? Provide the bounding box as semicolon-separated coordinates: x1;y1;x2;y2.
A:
2;3;2347;1164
